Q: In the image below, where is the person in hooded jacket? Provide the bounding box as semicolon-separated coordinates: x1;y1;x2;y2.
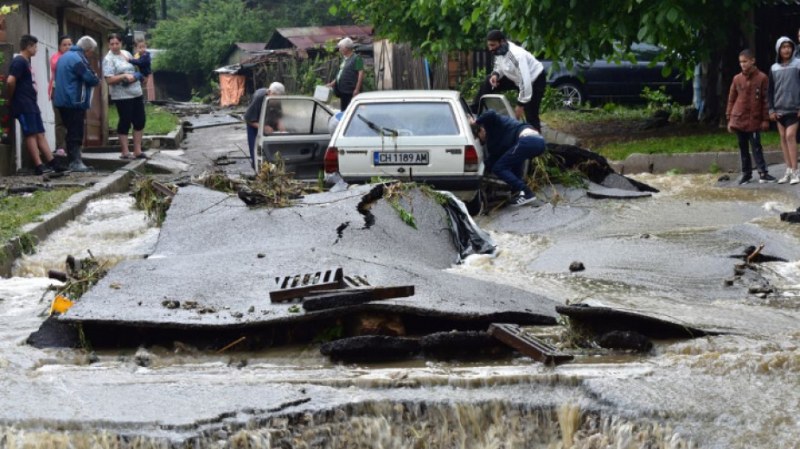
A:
768;36;800;184
470;30;546;132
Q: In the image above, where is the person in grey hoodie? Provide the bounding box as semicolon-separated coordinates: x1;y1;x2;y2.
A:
768;36;800;184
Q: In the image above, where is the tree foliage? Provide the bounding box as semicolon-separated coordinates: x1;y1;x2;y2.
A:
334;0;760;78
95;0;159;25
150;0;267;78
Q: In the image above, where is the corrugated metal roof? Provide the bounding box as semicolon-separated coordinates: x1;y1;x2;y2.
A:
270;25;373;50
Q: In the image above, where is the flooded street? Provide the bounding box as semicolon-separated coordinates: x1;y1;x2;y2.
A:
1;174;799;448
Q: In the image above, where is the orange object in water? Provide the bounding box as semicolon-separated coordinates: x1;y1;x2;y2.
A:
50;295;74;315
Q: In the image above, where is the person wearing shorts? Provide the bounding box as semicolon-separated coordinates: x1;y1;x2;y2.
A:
768;37;800;184
103;33;147;160
7;34;63;175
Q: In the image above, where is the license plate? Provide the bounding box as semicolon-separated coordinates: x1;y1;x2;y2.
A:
374;152;429;165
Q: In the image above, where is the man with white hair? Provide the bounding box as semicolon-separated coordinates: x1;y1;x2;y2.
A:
326;37;364;110
53;35;100;172
243;81;286;168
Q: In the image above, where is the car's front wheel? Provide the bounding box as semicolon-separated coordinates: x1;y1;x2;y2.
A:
555;82;584;109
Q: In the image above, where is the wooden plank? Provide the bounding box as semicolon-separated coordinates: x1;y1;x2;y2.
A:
488;323;573;365
151;181;176;198
302;285;415;312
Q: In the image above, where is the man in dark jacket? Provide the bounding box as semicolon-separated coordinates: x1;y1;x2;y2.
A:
473;110;546;206
54;36;100;172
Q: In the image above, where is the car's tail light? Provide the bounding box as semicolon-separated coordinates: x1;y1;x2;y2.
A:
324;147;339;173
464;145;479;172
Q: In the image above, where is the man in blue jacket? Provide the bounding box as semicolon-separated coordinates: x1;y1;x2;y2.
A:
473;110;546;207
53;36;100;172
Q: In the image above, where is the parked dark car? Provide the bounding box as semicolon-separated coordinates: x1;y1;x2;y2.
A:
542;43;693;108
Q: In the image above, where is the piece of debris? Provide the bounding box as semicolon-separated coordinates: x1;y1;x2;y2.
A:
729;245;787;263
49;295;74;316
488;323;573;365
420;331;512;360
319;335;421;363
134;347;152;367
47;269;68;282
213;155;236;166
302;286;415;312
569;261;585;272
162;300;180;309
597;330;653;352
271;267;345;303
217;336;246;353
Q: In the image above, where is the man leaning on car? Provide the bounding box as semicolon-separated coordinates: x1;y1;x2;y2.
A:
471;30;546;132
472;110;546;207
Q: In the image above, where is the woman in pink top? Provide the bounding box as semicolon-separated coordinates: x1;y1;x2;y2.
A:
49;35;72;151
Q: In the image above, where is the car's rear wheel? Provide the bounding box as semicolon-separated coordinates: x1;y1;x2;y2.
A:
555;82;584;109
465;189;485;216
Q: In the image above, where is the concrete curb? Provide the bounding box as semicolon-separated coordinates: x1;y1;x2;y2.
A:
107;124;185;150
0;160;144;277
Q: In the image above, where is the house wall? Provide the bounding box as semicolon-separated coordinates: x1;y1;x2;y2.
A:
0;0;120;174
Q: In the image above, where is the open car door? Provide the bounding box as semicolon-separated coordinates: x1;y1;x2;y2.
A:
476;94;515;117
255;96;336;179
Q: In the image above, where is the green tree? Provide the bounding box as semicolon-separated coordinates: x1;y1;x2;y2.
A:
95;0;159;25
333;0;760;120
150;0;268;79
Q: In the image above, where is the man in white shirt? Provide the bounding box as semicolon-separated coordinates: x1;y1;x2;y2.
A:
471;30;546;132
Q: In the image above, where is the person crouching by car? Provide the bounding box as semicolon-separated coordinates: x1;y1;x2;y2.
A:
243;81;286;169
472;109;546;207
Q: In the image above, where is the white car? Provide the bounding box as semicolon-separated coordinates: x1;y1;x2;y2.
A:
323;90;513;214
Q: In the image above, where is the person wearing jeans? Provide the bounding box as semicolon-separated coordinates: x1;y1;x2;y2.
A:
53;35;100;172
473;109;546;207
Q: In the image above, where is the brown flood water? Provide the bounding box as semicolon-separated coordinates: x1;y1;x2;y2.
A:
0;177;798;448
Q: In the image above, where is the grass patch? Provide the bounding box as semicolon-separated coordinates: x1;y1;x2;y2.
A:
0;188;82;242
594;130;781;161
543;106;783;162
108;103;179;135
542;108;651;129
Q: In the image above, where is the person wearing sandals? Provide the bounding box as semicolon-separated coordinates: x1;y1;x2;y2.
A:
103;33;147;160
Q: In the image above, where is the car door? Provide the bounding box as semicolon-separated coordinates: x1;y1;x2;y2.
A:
475;94;515;117
255;96;335;179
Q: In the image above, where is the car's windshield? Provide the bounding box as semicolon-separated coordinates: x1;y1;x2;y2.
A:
343;102;459;137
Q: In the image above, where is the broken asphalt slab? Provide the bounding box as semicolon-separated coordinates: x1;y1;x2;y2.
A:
556;304;714;339
58;184;560;345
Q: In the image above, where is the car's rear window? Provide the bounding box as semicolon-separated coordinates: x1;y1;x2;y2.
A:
343;102;460;137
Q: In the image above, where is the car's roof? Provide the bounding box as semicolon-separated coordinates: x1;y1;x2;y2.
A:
353;90;462;101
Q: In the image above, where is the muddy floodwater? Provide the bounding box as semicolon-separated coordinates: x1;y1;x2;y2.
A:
1;176;799;448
